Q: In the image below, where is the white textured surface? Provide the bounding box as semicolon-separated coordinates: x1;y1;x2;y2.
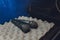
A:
0;16;55;40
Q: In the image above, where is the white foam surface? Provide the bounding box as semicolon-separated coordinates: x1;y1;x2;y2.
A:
0;16;55;40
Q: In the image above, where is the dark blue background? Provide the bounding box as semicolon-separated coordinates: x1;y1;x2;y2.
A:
0;0;30;24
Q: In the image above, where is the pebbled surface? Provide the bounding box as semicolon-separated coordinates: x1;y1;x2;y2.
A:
0;16;54;40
